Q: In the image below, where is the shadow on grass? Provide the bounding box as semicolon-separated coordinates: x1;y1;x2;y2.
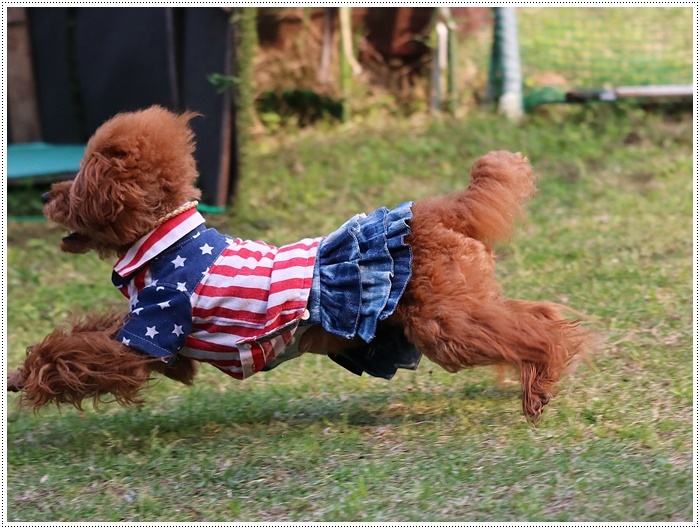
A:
8;379;523;452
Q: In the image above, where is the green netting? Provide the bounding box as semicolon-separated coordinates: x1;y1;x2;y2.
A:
517;7;693;107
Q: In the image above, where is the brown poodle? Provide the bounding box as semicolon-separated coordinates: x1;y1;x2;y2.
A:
7;106;588;421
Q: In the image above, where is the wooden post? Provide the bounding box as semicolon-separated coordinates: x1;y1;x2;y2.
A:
430;12;448;115
338;6;360;121
7;7;42;143
339;7;362;77
318;7;334;88
231;7;257;203
495;7;523;120
443;8;457;116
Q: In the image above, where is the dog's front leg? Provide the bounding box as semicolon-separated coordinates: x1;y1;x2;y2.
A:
8;310;164;410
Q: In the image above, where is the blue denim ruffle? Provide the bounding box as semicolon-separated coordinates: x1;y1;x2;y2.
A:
306;201;413;343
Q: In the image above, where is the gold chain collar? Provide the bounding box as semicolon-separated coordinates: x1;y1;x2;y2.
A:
155;200;200;226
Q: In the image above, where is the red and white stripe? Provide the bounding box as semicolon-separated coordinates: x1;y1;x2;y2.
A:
182;236;322;379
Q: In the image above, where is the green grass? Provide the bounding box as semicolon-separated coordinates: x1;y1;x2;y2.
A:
6;103;693;521
518;7;693;91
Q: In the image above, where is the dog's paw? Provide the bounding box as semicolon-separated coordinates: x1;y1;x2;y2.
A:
524;393;552;423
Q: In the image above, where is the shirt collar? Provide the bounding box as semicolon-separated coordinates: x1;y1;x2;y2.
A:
114;208;206;278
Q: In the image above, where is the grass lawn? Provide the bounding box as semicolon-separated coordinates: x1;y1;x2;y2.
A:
518;7;693;89
5;103;693;521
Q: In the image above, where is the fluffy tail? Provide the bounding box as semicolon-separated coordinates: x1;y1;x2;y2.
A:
413;151;536;245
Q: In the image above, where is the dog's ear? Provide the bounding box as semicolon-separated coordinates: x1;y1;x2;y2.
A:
88;106;201;200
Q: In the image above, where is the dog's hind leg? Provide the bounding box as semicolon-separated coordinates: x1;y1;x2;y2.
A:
394;226;583;420
396;289;582;419
502;298;586;418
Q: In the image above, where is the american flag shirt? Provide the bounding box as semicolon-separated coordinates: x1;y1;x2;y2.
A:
112;208;322;380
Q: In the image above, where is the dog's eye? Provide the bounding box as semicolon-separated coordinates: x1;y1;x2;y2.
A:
102;146;128;158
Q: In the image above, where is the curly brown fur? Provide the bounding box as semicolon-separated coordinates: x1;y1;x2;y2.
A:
9;107;205;412
8;311;197;411
395;151;588;420
43;106;201;258
9;108;588;420
415;150;537;245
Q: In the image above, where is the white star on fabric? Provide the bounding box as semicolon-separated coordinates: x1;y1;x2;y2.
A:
130;295;139;308
172;324;184;337
150;279;158;287
176;282;188;292
172;255;187;268
158;301;171;310
145;326;159;338
121;337;131;346
225;238;234;246
200;243;214;255
132;307;144;315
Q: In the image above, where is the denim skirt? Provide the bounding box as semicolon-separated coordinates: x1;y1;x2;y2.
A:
306;201;414;343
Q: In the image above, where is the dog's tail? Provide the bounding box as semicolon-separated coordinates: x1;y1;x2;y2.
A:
412;151;536;245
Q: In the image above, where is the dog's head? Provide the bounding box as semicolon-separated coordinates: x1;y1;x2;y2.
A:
42;106;202;257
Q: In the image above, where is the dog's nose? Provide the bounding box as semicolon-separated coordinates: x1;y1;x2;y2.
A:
41;192;52;205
